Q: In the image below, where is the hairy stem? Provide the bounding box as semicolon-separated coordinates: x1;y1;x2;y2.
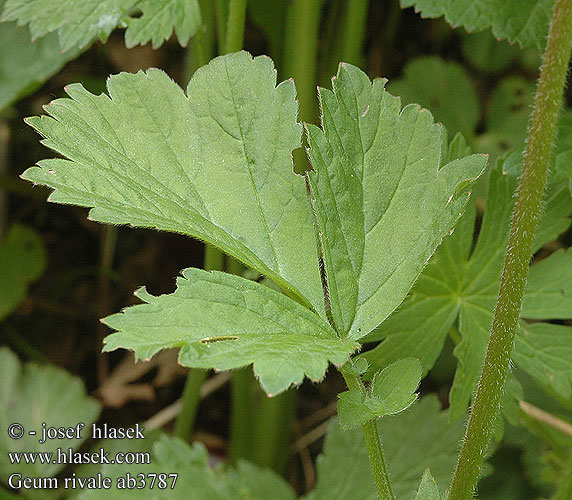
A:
342;369;394;500
448;1;572;498
223;0;247;54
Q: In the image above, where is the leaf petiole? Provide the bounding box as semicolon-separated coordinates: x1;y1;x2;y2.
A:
341;364;395;500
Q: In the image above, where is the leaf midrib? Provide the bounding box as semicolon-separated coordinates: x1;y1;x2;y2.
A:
223;58;280;272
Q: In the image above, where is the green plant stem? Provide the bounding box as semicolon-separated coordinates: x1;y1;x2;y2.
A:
229;367;256;462
339;0;369;65
223;0;247;54
283;0;321;124
184;0;216;80
448;1;572;498
174;245;224;441
553;450;572;500
173;369;208;440
251;390;296;473
96;225;117;384
284;0;321;174
214;0;228;53
342;369;394;500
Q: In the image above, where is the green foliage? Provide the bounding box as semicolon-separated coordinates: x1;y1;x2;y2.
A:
514;322;572;399
6;0;572;498
23;51;485;397
388;56;479;140
1;0;200;51
0;348;100;481
305;396;464;500
338;358;422;429
81;436;296;500
363;158;572;419
124;0;201;49
22;52;325;317
414;469;441;500
0;21;80;110
390;58;543;161
103;268;357;396
475;77;536;158
247;0;287;63
461;30;541;73
400;0;554;49
306;62;486;338
0;225;46;321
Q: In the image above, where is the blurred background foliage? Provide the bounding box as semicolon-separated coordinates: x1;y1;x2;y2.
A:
0;1;571;498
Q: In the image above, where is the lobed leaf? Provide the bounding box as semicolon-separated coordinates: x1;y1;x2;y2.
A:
364;157;572;419
103;268;358;396
0;348;100;480
306;62;485;339
337;358;422;429
22;51;326;316
1;0;201;51
0;225;46;321
400;0;554;49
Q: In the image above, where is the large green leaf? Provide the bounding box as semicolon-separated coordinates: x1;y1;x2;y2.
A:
0;225;46;321
304;396;465;500
364;158;572;419
1;0;200;51
0;348;100;481
104;268;357;395
306;62;486;338
22;52;325;316
81;436;296;500
400;0;554;49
